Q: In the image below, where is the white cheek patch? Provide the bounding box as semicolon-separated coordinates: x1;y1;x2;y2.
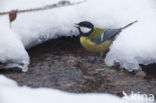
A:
80;27;91;33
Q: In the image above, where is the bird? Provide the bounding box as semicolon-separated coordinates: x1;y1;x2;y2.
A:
74;20;138;53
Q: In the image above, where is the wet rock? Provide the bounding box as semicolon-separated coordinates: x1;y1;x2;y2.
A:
88;56;96;62
136;71;146;78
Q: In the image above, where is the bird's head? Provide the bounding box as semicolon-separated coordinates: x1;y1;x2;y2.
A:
74;21;94;37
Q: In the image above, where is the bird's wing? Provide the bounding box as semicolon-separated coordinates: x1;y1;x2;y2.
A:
93;21;138;44
94;29;122;44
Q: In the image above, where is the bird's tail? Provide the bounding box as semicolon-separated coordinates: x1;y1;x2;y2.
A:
121;20;138;29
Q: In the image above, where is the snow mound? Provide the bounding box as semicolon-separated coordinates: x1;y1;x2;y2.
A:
0;16;29;72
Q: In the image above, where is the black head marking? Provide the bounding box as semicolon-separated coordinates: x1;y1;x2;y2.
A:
75;21;94;37
78;21;94;28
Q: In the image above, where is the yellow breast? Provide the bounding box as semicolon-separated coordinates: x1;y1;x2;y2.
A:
80;36;112;53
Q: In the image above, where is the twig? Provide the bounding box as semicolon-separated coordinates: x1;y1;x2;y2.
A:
0;0;86;16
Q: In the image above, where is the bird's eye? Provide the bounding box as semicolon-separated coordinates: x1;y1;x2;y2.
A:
80;27;91;33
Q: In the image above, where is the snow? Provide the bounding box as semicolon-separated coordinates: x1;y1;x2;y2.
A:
0;75;154;103
0;16;29;72
0;0;156;71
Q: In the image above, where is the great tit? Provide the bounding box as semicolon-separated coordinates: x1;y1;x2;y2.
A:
75;20;138;53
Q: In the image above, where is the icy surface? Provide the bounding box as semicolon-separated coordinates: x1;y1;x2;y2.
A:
0;0;156;71
0;75;154;103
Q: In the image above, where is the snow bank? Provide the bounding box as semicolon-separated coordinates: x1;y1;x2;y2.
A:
0;0;79;48
0;0;156;71
0;75;154;103
0;16;29;72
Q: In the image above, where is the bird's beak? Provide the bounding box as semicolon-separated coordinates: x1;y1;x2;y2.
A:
74;23;79;28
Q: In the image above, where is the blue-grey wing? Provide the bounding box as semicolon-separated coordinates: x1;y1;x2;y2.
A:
94;29;122;44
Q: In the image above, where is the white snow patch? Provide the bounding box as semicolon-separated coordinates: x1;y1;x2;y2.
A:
0;16;29;72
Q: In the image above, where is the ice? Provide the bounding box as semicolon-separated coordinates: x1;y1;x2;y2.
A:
0;0;156;71
0;75;154;103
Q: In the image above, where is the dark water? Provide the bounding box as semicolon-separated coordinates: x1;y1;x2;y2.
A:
0;36;155;97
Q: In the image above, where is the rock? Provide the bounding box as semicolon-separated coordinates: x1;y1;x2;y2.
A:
136;71;146;78
88;56;96;62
